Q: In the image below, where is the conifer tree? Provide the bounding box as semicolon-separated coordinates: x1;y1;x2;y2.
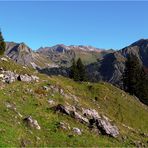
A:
123;55;148;105
123;55;141;94
0;30;6;55
70;59;79;81
137;68;148;105
76;58;87;81
70;58;87;82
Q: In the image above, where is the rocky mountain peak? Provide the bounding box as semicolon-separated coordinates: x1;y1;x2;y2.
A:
17;42;32;53
130;39;148;47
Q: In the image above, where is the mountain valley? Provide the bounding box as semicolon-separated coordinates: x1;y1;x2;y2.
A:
0;39;147;146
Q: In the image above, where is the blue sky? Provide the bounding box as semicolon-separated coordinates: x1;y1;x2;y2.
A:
0;1;148;50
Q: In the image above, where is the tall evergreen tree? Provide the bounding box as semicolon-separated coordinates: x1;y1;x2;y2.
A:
76;58;87;81
0;30;6;55
137;68;148;105
70;58;87;82
123;55;141;94
123;55;148;105
70;59;79;81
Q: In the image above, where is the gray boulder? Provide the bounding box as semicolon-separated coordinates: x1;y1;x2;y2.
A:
23;116;41;130
83;109;119;138
96;116;119;138
73;127;82;135
1;71;18;83
53;104;71;115
53;104;119;138
18;74;32;82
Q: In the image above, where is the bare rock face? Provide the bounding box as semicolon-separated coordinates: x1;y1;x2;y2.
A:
23;116;41;130
5;42;51;69
53;104;119;138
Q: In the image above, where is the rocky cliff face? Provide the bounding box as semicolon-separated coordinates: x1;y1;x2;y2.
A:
5;42;53;69
5;42;34;66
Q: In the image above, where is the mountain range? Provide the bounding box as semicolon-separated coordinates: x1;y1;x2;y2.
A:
5;39;148;87
0;39;147;147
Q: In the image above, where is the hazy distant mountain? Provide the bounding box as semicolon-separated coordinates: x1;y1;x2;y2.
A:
37;44;113;67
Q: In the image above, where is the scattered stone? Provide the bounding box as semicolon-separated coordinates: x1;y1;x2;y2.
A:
43;86;49;91
1;71;18;83
23;66;27;69
5;102;23;118
53;104;70;115
18;74;32;82
73;127;82;135
0;69;39;84
31;75;39;82
18;74;39;82
23;116;41;130
5;102;16;111
0;74;4;78
58;122;70;130
140;132;148;137
48;99;55;105
1;57;8;62
17;112;23;118
53;104;119;138
59;88;64;94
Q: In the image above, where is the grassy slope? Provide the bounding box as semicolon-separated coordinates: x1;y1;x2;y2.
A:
75;51;99;65
0;57;147;147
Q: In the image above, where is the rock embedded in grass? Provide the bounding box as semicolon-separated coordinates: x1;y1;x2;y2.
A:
23;116;41;130
73;127;82;135
48;99;55;105
58;122;71;130
53;104;119;138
